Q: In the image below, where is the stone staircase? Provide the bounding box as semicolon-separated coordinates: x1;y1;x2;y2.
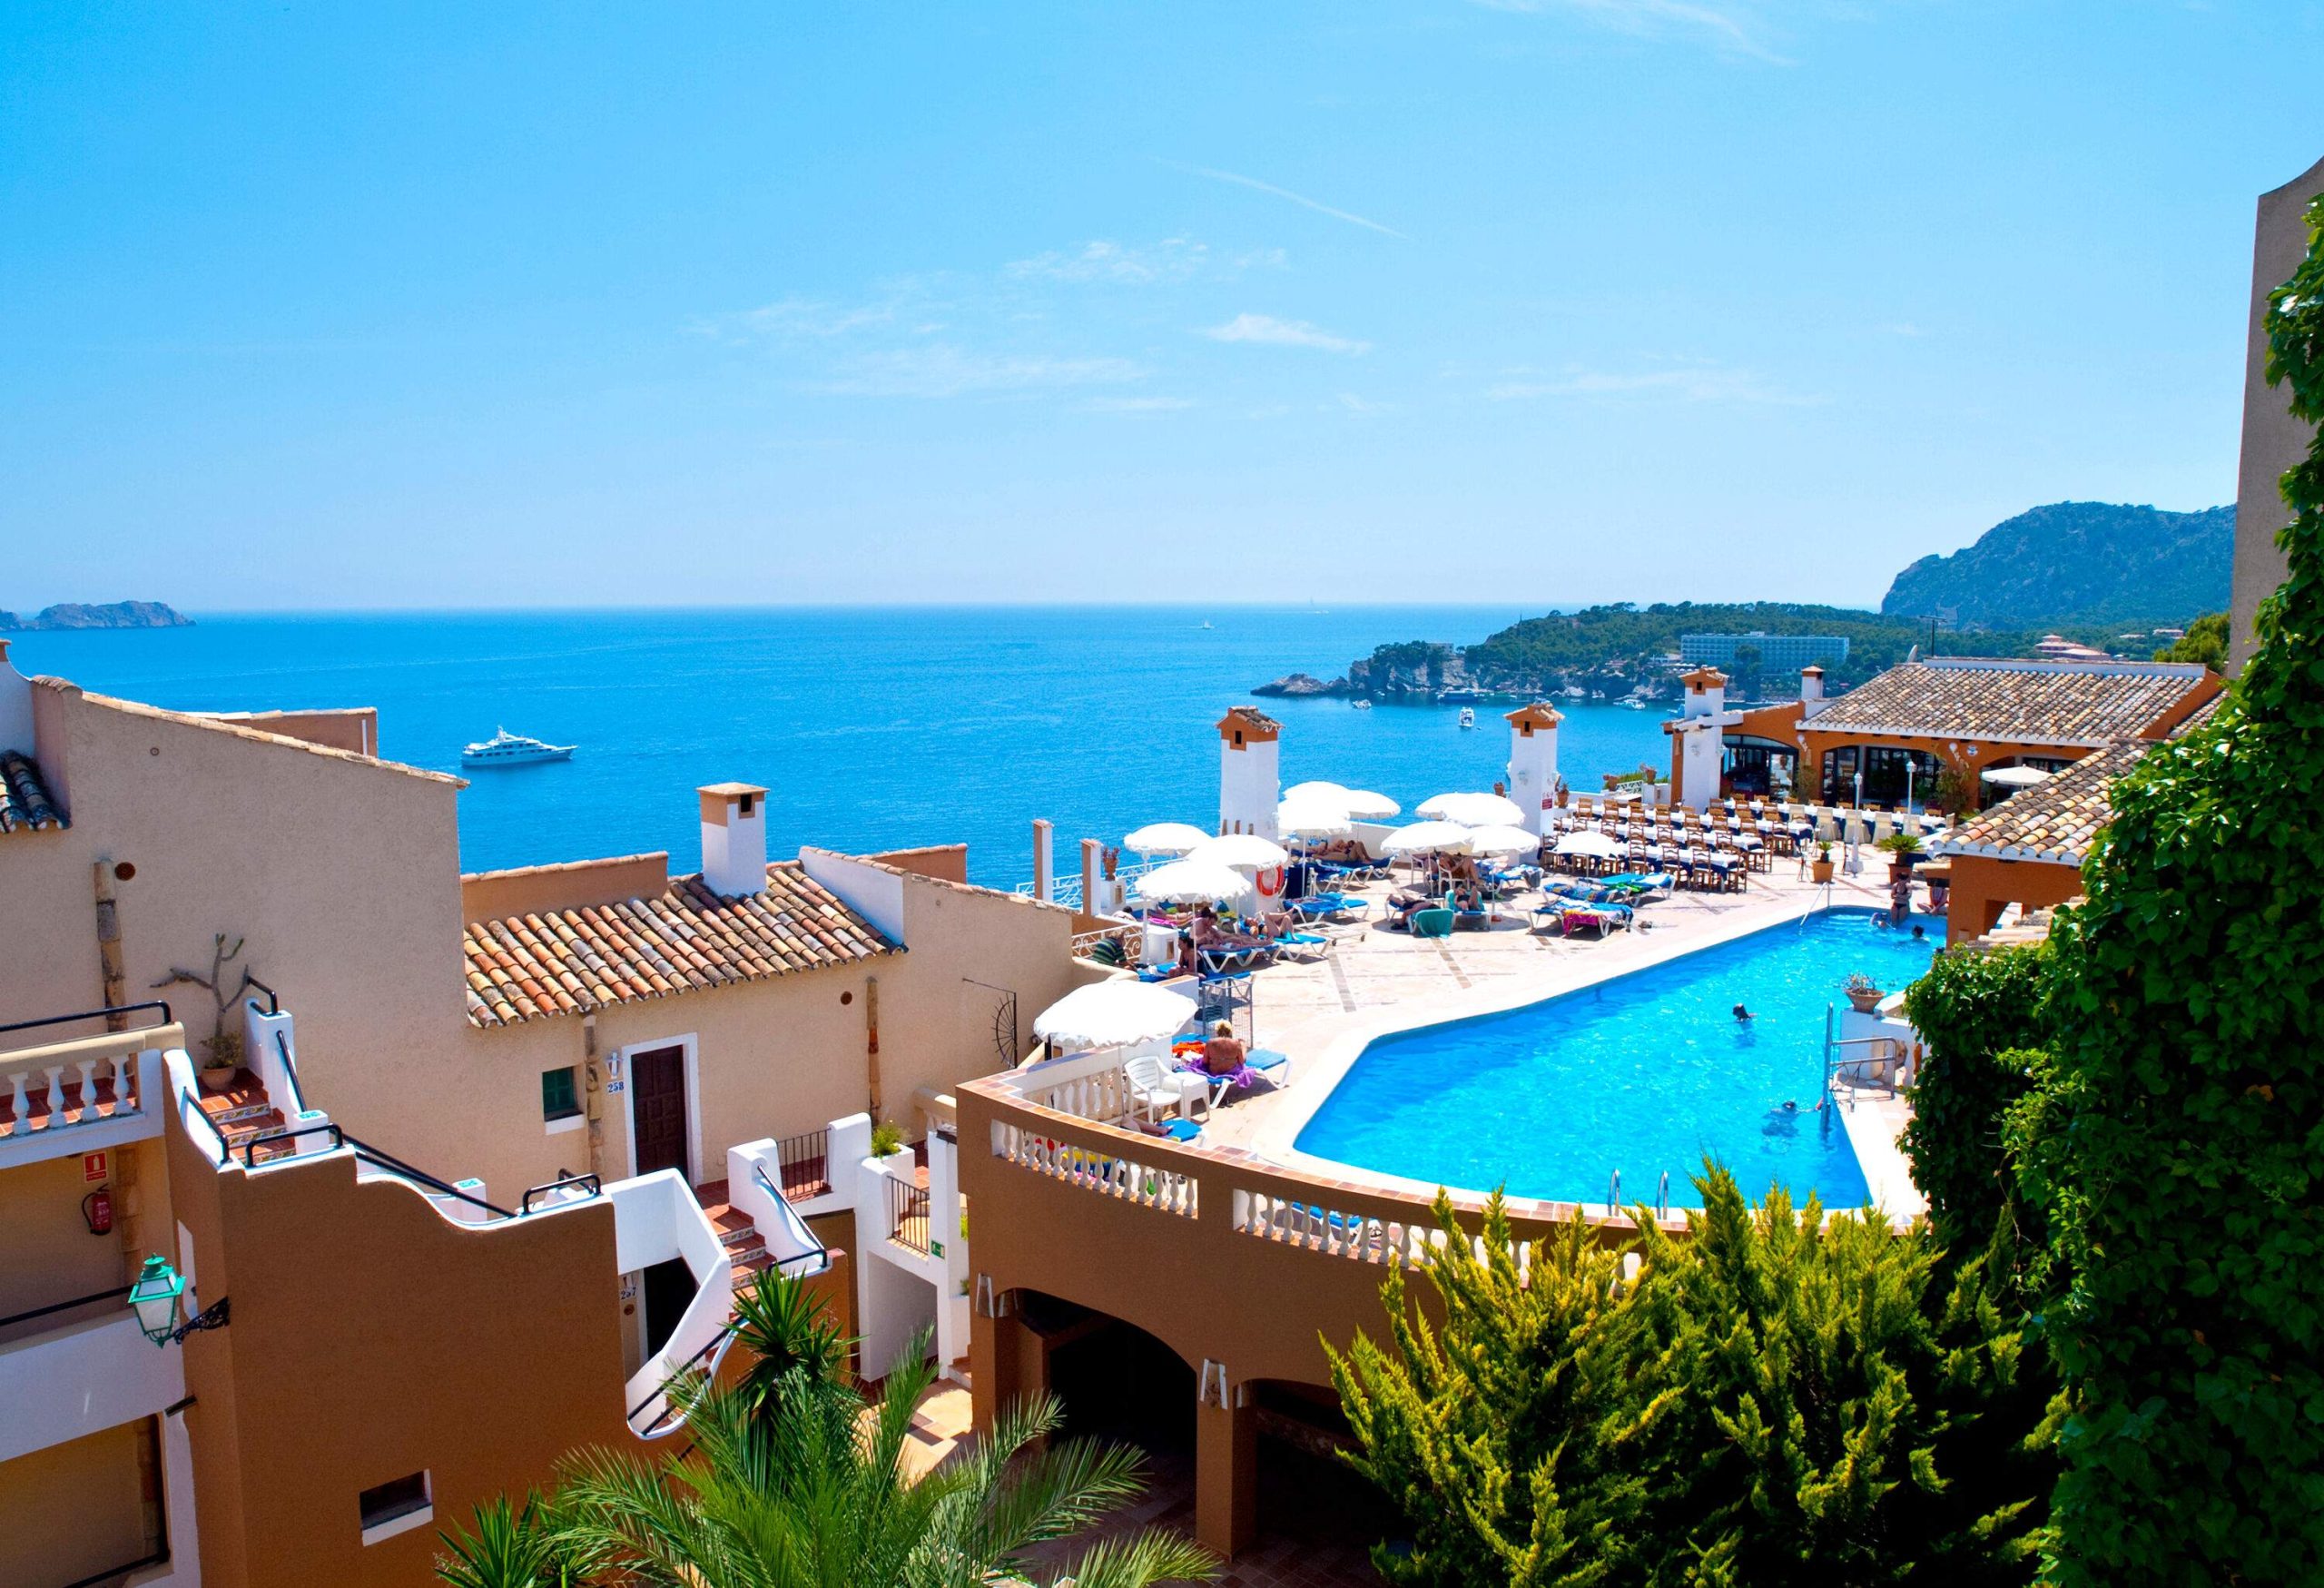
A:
694;1180;776;1280
198;1069;296;1165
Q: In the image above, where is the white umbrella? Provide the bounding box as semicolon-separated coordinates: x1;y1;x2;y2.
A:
1383;820;1476;856
1123;821;1211;856
1189;833;1291;870
1283;780;1353;804
1033;981;1200;1050
1981;764;2052;789
1134;858;1253;905
1464;824;1541;857
1419;792;1526;826
1275;801;1352;840
1555;832;1622;859
1340;789;1401;820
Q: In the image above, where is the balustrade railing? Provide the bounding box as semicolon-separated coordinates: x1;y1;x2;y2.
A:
887;1176;932;1254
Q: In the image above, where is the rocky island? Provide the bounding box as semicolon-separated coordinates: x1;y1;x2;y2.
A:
0;600;192;631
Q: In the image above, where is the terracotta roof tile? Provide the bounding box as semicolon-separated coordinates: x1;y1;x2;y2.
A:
1810;659;2214;747
1933;742;2148;865
0;751;66;834
463;860;898;1028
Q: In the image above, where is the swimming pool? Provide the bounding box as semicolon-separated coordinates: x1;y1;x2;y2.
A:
1294;909;1940;1209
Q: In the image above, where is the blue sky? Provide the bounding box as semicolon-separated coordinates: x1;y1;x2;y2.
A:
4;2;2319;611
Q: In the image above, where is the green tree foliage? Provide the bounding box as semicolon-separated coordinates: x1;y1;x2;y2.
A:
2006;201;2324;1588
2150;609;2228;669
1330;1168;2048;1587
436;1274;1213;1588
1897;945;2053;1263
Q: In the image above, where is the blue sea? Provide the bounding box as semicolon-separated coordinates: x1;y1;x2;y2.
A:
7;608;1671;890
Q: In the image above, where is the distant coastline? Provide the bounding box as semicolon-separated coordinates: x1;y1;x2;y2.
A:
0;600;192;632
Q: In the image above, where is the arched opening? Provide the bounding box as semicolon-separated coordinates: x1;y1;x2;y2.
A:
998;1291;1393;1581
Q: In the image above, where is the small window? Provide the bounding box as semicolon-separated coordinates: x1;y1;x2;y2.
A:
541;1067;581;1121
739;792;755;816
359;1471;432;1544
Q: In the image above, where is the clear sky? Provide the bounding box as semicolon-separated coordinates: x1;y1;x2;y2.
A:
5;3;2319;612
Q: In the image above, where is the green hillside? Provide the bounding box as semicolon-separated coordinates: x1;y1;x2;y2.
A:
1880;501;2232;628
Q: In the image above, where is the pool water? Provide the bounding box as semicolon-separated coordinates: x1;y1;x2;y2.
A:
1295;909;1941;1210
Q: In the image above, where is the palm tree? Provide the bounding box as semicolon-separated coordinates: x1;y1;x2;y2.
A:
438;1273;1213;1588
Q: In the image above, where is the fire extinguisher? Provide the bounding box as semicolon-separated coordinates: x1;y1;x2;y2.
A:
83;1185;113;1237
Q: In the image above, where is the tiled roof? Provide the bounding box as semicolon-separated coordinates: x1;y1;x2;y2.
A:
464;861;898;1027
0;751;66;833
1933;742;2148;865
1809;659;2213;747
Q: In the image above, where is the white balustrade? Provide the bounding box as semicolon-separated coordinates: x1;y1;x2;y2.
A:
75;1059;97;1120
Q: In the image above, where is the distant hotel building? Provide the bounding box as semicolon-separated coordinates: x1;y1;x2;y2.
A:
1679;632;1849;673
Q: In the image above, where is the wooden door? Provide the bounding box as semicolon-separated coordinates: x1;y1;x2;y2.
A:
630;1045;689;1179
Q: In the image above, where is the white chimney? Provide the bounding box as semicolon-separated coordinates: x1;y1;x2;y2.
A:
1503;703;1564;835
1800;665;1826;706
1216;706;1282;838
698;783;770;896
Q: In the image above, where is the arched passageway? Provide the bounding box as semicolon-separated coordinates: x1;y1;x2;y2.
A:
995;1291;1392;1584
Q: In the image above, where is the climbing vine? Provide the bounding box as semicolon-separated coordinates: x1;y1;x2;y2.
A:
2009;197;2324;1587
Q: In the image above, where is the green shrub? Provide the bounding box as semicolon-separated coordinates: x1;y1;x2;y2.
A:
1330;1166;2049;1587
869;1119;905;1158
1897;943;2053;1266
2006;198;2324;1586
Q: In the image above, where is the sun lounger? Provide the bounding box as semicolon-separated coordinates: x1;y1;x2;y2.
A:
1411;906;1455;938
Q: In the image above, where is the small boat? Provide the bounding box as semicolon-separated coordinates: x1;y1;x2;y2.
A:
1199;620;1214;630
1351;698;1372;711
1622;697;1649;711
461;727;576;767
1436;686;1486;705
1457;707;1477;729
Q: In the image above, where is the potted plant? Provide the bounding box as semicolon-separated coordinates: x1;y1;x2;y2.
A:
1876;831;1925;873
1810;841;1835;884
1843;972;1885;1014
153;932;256;1097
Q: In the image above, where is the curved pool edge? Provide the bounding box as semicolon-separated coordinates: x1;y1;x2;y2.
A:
1246;895;1929;1224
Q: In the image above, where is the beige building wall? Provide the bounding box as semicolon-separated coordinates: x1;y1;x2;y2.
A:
2230;153;2324;672
1;681;473;1150
0;1419;158;1588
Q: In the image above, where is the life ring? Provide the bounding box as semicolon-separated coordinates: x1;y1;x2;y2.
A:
1256;865;1285;898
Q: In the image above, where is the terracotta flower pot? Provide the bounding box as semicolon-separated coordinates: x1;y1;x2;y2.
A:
197;1067;237;1096
1811;860;1835;884
1846;989;1885;1014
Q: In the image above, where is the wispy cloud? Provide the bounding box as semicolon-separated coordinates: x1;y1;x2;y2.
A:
1471;0;1787;64
1006;239;1209;285
1204;313;1370;354
1334;392;1395;415
1164;162;1407;240
1488;361;1811;404
814;345;1147;399
1087;394;1197;412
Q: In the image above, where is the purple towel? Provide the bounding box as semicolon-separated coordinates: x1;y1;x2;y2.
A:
1178;1059;1256;1091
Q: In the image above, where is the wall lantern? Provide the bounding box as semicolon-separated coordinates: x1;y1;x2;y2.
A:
128;1254;230;1347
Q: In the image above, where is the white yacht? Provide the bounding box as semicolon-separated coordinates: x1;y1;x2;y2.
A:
1351;698;1372;710
461;727;576;767
1457;707;1477;729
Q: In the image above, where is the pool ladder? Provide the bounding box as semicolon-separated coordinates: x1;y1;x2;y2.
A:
1610;1170;1672;1219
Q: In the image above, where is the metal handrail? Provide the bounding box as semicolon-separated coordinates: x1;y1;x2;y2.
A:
0;1000;172;1040
1655;1171;1670;1220
1607;1169;1621;1212
270;1028;307;1113
628;1330;726;1429
0;1284;131;1334
241;977;281;1016
341;1135;517;1218
753;1163;831;1277
239;1121;341;1168
521;1173;603;1214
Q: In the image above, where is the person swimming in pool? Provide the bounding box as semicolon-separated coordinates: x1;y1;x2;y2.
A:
1733;1003;1754;1021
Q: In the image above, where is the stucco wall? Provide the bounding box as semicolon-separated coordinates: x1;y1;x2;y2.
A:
0;684;472;1154
0;1419;155;1588
173;1133;626;1588
1943;853;2086;945
2230;154;2324;672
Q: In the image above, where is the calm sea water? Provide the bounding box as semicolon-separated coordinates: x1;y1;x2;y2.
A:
1297;909;1944;1209
8;607;1670;888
